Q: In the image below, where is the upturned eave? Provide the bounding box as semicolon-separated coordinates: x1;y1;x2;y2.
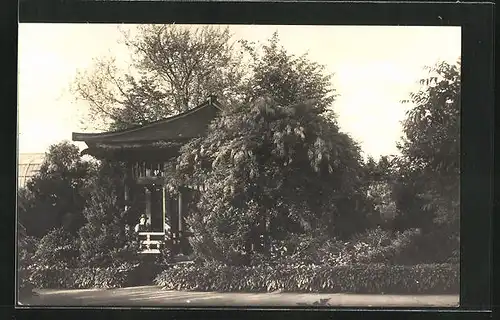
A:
72;97;222;145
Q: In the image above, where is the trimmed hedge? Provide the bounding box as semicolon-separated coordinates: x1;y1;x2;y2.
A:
28;263;139;289
154;262;459;294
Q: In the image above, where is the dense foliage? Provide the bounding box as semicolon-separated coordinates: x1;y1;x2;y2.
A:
386;60;461;264
363;156;397;225
17;144;166;290
264;227;424;267
18;142;96;238
31;228;80;270
26;228;80;288
155;262;458;294
17;228;37;296
168;35;371;264
28;262;141;290
393;60;460;232
238;32;336;115
77;160;140;267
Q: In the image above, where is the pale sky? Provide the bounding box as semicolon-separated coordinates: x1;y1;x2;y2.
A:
18;24;461;160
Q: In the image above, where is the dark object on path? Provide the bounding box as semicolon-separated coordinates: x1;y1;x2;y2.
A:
297;298;331;306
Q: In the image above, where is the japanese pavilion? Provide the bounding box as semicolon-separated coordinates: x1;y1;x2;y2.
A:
72;96;221;255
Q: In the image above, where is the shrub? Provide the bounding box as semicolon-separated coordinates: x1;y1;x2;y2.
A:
255;227;423;267
259;233;336;266
346;226;460;265
77;162;141;267
353;228;423;265
31;228;80;270
154;262;459;294
153;245;174;266
18;235;38;296
351;226;393;247
27;256;167;290
28;262;141;289
400;227;460;264
18;142;96;238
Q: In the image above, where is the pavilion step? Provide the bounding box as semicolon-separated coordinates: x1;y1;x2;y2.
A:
139;249;161;254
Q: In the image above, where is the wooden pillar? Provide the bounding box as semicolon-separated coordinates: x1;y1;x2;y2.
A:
178;190;183;233
145;186;152;222
124;164;131;211
134;162;139;178
124;188;130;211
177;190;184;255
162;186;167;233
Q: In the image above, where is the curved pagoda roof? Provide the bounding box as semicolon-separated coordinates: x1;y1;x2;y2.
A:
72;96;222;160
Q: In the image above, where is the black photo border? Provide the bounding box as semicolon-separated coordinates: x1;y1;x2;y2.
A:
5;1;495;320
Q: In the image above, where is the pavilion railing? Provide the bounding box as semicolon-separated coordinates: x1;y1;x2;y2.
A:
132;162;166;179
137;232;165;254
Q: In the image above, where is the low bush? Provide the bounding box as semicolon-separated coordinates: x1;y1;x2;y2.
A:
18;235;38;297
402;228;460;264
255;227;423;267
353;228;423;265
28;262;141;289
31;228;80;270
21;228;79;290
154;262;459;294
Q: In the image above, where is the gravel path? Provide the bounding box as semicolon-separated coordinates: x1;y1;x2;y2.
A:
18;286;459;308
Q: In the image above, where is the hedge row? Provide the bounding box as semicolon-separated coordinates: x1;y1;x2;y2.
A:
154;262;459;294
27;262;163;289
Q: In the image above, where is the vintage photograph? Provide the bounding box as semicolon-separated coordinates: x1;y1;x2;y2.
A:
17;24;460;307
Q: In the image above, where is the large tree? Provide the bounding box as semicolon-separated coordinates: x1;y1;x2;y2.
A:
393;60;460;232
72;24;245;131
168;35;370;264
238;32;336;115
17;142;96;238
